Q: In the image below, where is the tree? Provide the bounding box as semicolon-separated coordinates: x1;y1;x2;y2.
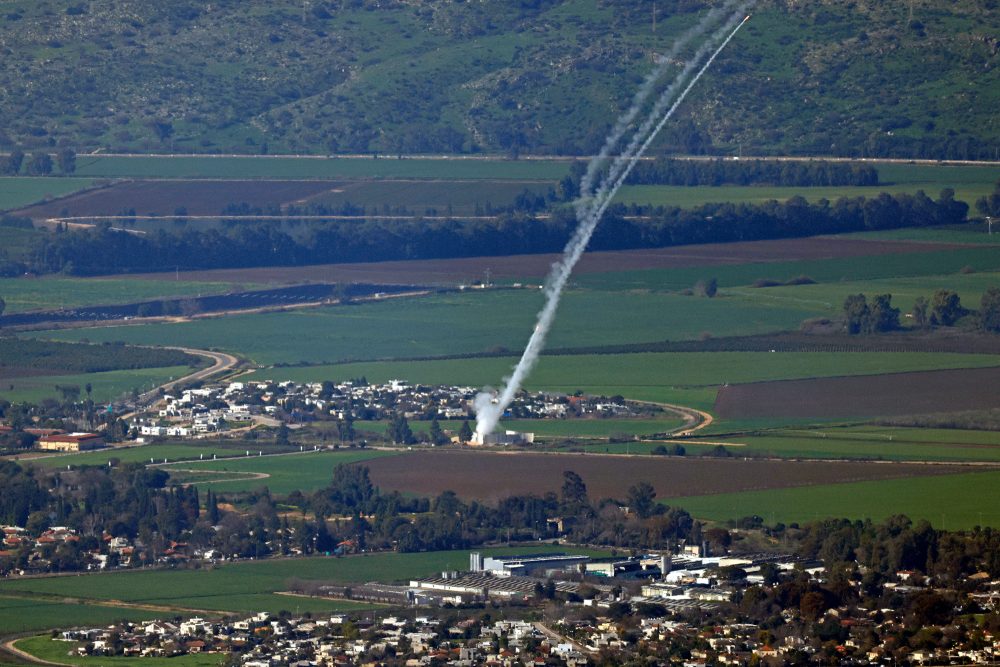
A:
627;481;657;519
459;420;473;442
930;289;963;326
2;150;23;175
560;470;589;515
0;296;4;318
149;120;174;143
911;296;929;328
389;414;415;444
868;294;900;332
428;418;448;446
56;148;76;174
694;277;718;298
843;294;869;334
980;287;1000;333
26;152;53;176
275;423;290;446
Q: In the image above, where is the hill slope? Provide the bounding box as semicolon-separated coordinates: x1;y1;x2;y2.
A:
0;0;996;159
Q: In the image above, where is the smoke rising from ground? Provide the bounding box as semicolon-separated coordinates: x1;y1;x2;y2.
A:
474;8;751;440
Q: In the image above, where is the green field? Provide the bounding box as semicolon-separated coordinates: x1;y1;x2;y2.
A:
0;546;606;621
0;225;44;262
39;289;818;365
0;177;95;211
838;224;1000;245
246;352;1000;413
330;416;686;439
14;636;224;667
572;247;1000;293
0;365;193;404
21;441;370;468
668;469;1000;530
0;595;158;635
685;426;1000;463
0;276;250;313
72;155;571;181
161;449;399;495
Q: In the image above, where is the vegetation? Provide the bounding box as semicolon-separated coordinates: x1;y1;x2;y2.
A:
0;339;199;374
625;158;880;187
15;636;223;667
0;2;996;159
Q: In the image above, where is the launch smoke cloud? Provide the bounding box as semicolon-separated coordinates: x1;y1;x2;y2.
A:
475;6;751;440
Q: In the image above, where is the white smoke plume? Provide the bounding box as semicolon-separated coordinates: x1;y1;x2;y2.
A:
475;9;751;440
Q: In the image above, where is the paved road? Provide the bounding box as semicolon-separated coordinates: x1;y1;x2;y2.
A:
119;347;240;421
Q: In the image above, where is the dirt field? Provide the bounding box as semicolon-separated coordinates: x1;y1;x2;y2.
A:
14;180;343;218
111;237;964;286
359;450;967;502
714;366;1000;420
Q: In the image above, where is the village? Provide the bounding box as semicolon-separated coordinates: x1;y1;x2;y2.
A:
53;545;1000;667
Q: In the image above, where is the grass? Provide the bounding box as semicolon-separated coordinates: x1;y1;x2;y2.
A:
572;247;1000;292
245;352;1000;413
0;365;193;404
21;442;343;468
0;594;158;635
837;224;1000;244
685;426;1000;463
14;636;224;667
0;546;607;619
666;469;1000;530
0;276;250;313
303;179;556;215
161;449;399;495
0;225;44;262
72;156;571;181
36;289;819;365
0;177;95;212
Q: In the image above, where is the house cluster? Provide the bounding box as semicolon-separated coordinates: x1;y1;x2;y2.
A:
130;379;645;441
0;525;82;570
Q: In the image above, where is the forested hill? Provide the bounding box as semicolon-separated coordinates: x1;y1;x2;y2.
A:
0;0;996;160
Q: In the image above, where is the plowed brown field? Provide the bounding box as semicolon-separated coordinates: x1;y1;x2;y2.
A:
714;366;1000;420
360;450;967;502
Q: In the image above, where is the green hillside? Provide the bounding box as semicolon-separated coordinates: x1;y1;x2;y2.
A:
0;0;995;159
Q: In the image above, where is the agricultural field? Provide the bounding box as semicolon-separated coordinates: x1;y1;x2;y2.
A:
0;546;605;623
836;224;1000;245
20;441;340;469
0;276;248;313
358;450;966;504
666;469;1000;531
39;289;820;365
160;449;399;495
13;179;343;219
14;636;223;667
71;156;572;181
713;366;1000;421
0;177;95;212
112;235;958;286
0;364;193;404
681;426;1000;463
0;225;44;262
0;595;158;636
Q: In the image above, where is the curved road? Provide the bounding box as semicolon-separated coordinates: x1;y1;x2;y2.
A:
123;347;240;419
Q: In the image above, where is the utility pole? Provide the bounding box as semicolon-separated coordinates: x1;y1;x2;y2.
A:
652;2;656;32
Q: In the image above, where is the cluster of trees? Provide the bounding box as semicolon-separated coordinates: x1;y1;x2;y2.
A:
0;149;75;175
843;287;1000;335
0;339;198;373
24;190;969;276
975;180;1000;218
625;158;879;187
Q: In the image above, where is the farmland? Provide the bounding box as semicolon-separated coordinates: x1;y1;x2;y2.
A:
0;177;95;212
0;276;248;314
0;595;158;636
666;469;1000;531
0;546;607;623
159;449;399;495
71;155;572;181
0;364;194;404
713;366;1000;421
681;426;1000;463
357;450;966;504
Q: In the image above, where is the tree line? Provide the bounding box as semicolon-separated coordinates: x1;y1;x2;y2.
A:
1;149;76;175
624;158;879;187
843;288;1000;334
23;189;969;276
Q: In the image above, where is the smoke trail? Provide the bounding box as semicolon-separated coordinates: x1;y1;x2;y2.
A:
474;11;751;439
575;2;735;218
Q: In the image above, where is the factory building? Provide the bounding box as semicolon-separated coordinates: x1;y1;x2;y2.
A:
469;430;535;446
37;432;105;452
470;552;590;576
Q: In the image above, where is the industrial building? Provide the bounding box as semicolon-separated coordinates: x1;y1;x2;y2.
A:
37;432;105;452
469;430;535;446
470;552;589;576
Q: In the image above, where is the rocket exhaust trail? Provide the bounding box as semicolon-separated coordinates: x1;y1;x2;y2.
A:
474;10;751;439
